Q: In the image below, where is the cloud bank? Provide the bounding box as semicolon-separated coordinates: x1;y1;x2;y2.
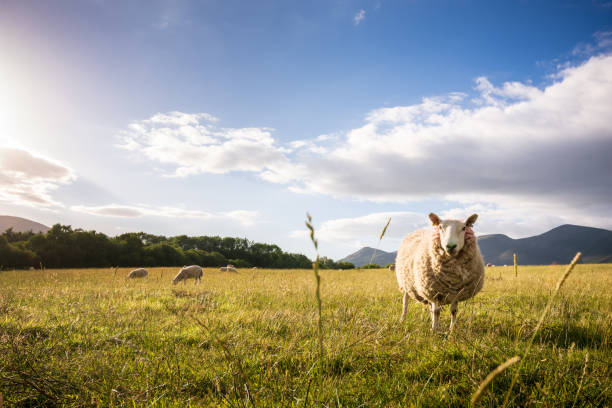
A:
286;55;612;210
71;203;259;226
117;111;292;178
118;54;612;237
0;148;76;207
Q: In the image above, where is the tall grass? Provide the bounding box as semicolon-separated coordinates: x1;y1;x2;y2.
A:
305;213;324;363
0;260;610;406
502;252;582;407
369;217;392;266
471;355;520;405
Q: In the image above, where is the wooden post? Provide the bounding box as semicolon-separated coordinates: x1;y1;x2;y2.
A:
514;253;517;278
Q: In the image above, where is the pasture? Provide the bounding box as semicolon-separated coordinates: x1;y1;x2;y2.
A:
0;264;610;407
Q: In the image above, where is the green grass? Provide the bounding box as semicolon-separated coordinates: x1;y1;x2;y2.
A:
0;264;610;407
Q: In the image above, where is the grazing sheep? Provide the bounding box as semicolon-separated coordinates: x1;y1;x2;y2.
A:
486;263;495;267
219;265;238;273
172;265;203;285
388;264;395;271
395;213;484;331
127;268;148;279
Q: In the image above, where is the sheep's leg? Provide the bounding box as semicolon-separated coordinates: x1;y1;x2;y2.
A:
449;301;458;331
400;292;409;322
430;302;441;331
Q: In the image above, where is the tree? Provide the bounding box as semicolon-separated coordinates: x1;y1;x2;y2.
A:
5;223;311;269
0;236;36;269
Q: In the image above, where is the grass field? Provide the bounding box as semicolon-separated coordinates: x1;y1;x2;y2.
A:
0;264;610;407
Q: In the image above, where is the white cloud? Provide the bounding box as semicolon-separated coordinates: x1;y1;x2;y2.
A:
117;111;291;178
118;54;612;235
572;30;612;56
291;211;426;243
71;204;259;226
0;148;75;207
276;55;612;224
354;9;366;25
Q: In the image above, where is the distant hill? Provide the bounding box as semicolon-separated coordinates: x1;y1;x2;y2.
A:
0;215;50;234
339;247;397;267
340;224;612;266
478;224;612;265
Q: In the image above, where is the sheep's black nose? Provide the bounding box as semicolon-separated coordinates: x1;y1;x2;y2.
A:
446;243;457;252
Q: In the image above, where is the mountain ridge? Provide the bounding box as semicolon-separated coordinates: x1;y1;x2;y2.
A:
340;224;612;266
0;215;50;234
340;246;397;267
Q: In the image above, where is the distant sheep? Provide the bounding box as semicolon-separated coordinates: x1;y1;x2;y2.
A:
172;265;203;285
486;263;495;267
395;213;485;331
127;268;148;279
388;264;395;271
219;265;238;273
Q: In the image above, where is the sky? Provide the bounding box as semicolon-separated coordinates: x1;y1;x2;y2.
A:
1;0;612;260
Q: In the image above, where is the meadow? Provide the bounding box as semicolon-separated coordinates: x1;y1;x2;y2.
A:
0;264;610;407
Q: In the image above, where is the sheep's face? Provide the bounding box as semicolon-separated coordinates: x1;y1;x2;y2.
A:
429;213;478;256
172;278;178;285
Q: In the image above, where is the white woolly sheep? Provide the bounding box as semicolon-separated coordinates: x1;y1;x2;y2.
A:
219;265;238;273
395;213;484;331
127;268;148;279
172;265;203;285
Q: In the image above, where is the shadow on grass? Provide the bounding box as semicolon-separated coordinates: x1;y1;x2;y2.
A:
534;322;608;349
0;324;50;343
468;315;608;349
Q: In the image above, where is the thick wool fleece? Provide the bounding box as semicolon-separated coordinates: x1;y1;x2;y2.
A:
395;229;484;306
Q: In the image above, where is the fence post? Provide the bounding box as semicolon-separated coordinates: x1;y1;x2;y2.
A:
514;253;518;278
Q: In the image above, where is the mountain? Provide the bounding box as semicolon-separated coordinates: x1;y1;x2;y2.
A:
0;215;50;234
339;247;397;267
478;224;612;265
340;224;612;267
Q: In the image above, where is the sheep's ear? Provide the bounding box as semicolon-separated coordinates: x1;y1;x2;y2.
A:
429;213;441;226
465;214;478;227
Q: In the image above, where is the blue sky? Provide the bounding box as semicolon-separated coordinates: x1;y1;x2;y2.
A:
1;0;612;260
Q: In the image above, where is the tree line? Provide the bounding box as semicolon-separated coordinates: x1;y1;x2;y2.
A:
0;224;355;270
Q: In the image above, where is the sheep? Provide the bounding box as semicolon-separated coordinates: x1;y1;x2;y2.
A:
219;265;238;273
388;264;396;271
395;213;484;331
172;265;203;285
127;268;148;279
